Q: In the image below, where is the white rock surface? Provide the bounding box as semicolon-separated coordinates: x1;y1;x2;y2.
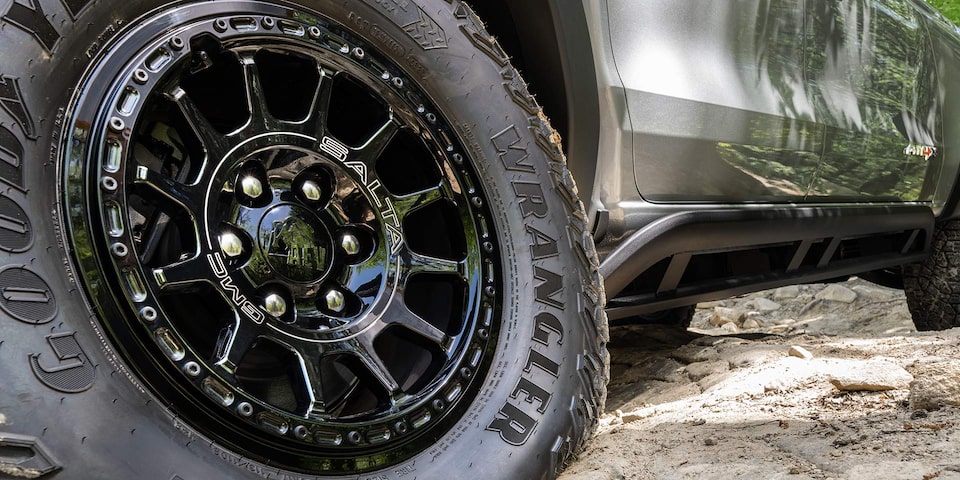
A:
909;360;960;411
788;346;814;360
773;285;800;299
828;358;913;391
741;318;761;329
709;307;743;327
753;298;781;312
815;284;858;304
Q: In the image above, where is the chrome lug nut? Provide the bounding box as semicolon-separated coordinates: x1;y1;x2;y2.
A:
264;294;287;317
325;290;345;313
219;232;244;257
340;233;360;256
240;176;263;198
301;180;322;201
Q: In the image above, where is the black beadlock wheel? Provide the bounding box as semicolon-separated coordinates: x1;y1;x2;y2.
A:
0;0;607;478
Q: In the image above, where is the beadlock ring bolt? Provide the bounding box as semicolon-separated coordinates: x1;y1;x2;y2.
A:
240;176;263;198
109;117;125;132
301;180;322;201
133;69;149;85
139;306;158;323
110;242;128;257
340;233;360;256
264;294;287;317
219;232;244;257
101;177;118;192
325;290;345;313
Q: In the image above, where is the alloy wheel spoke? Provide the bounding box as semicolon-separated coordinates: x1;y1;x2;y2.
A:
382;300;452;352
350;117;399;168
406;250;466;280
301;68;336;139
294;348;329;418
350;336;401;395
391;185;443;219
151;254;211;288
134;166;205;213
165;86;230;159
239;53;278;131
212;318;261;374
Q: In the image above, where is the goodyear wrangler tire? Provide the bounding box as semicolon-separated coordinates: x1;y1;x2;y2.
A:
904;219;960;331
0;0;608;478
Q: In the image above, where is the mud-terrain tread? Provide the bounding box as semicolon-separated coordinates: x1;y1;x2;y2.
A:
449;3;610;475
904;219;960;331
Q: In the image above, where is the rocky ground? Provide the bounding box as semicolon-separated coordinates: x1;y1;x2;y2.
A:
562;278;960;480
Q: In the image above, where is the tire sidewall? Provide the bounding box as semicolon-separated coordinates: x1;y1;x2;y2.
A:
0;0;603;478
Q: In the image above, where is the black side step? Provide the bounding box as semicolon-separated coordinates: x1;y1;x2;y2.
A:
599;205;933;321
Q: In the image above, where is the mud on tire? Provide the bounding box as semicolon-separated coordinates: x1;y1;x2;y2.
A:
0;0;607;478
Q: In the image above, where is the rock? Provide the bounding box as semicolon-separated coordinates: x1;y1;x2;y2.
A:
727;349;781;368
621;411;648;423
646;382;702;405
698;372;731;391
846;461;937;480
697;300;725;309
788;346;814;359
764;377;790;393
684;360;729;381
742;318;761;329
720;322;739;333
753;297;781;312
703;437;717;446
709;307;743;327
767;324;791;334
828;358;913;391
773;285;800;299
851;284;899;302
798;299;829;319
908;360;960;411
815;284;857;303
671;345;720;364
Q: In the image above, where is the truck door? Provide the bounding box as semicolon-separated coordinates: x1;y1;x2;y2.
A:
805;0;942;201
608;0;823;203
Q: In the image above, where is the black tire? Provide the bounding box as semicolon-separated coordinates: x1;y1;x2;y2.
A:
0;1;608;478
904;219;960;331
613;306;695;329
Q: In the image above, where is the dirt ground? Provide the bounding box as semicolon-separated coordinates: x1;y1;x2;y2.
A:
562;278;960;480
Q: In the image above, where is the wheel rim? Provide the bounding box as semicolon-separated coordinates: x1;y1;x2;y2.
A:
62;1;501;472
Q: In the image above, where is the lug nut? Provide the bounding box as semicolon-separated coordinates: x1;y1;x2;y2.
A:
219;232;244;257
340;233;360;256
325;290;345;313
264;294;287;317
301;180;322;201
240;176;263;198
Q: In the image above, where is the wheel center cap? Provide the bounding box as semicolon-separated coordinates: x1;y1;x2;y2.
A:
258;204;331;283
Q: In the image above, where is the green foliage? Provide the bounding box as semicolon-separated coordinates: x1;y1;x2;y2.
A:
928;0;960;25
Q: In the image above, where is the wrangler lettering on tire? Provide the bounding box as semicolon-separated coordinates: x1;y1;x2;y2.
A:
0;0;607;478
